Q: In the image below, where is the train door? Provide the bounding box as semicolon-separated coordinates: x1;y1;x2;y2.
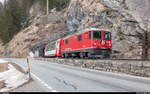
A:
56;39;62;56
84;32;89;48
56;40;60;56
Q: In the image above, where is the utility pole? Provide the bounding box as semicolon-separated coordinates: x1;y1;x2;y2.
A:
47;0;49;15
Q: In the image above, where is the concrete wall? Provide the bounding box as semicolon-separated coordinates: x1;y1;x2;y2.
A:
36;58;150;77
33;51;39;57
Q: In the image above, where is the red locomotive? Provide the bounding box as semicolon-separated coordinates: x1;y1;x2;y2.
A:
44;28;112;58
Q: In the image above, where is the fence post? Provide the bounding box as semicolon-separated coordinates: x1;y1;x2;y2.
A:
26;57;31;79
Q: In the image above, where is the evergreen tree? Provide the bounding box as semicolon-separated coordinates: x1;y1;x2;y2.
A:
0;2;3;11
0;0;70;44
0;7;15;43
0;0;27;44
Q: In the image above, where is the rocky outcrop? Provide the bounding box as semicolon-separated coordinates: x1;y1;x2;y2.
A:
29;0;44;19
126;0;150;31
5;12;68;57
1;0;150;59
65;0;150;59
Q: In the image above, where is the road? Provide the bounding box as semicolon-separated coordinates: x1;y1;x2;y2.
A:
2;58;150;92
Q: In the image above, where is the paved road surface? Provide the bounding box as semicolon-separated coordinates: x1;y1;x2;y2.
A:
2;58;150;92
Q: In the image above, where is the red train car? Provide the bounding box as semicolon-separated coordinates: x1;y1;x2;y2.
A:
44;28;112;58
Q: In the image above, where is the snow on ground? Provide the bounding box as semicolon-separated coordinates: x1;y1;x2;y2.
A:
0;64;28;92
0;0;4;5
0;59;8;63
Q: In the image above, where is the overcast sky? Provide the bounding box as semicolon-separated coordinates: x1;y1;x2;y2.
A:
0;0;4;4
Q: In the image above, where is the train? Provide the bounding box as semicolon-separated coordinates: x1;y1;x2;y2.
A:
44;28;112;58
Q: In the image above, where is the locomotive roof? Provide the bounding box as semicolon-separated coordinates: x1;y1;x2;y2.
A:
63;28;111;40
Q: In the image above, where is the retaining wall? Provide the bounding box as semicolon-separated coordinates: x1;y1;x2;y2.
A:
35;58;150;77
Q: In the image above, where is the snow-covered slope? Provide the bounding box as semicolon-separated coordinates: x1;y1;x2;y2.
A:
0;64;28;92
0;59;8;63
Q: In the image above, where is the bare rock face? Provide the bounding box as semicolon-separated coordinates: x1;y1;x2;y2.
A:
65;0;150;59
4;12;68;57
66;0;107;32
1;0;150;59
29;0;44;18
125;0;150;31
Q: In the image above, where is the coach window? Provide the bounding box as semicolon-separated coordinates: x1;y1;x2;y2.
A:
65;39;69;45
104;32;111;40
77;35;82;41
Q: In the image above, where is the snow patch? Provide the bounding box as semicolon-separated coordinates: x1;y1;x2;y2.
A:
29;52;34;57
0;59;8;63
0;0;4;4
0;64;28;92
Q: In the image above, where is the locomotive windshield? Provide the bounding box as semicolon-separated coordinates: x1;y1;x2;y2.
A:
104;32;111;40
93;31;101;39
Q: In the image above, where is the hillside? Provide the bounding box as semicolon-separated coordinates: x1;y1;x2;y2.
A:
3;11;68;57
0;0;150;59
0;2;2;10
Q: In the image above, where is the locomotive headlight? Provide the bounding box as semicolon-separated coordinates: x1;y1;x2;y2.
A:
101;40;105;45
93;43;97;46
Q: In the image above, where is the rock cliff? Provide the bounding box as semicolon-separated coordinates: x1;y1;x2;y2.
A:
1;0;150;59
65;0;150;59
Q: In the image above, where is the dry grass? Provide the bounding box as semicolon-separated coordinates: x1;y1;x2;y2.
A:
0;63;8;89
0;63;8;72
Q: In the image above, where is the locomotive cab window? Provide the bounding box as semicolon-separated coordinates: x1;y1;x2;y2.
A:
85;32;88;40
77;35;82;41
89;31;91;39
65;39;69;45
104;32;111;40
93;31;101;39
